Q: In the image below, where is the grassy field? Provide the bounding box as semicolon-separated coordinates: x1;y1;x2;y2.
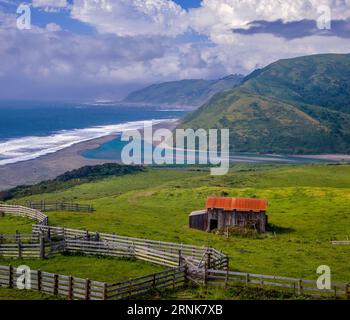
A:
0;255;164;283
0;215;34;234
1;164;350;299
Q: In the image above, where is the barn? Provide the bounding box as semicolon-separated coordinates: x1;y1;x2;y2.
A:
189;197;268;233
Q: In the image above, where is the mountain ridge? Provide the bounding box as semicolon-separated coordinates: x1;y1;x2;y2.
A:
123;74;244;107
180;53;350;154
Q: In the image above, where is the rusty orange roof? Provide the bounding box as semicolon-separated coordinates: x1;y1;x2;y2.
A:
206;197;268;212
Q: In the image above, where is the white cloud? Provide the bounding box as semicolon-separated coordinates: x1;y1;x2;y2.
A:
32;0;68;7
32;0;69;12
188;0;350;44
46;22;62;32
70;0;350;42
1;2;350;99
71;0;188;37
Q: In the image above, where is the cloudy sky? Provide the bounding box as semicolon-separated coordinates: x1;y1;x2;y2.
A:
0;0;350;100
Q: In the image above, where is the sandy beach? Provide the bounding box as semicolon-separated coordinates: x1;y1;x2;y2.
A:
0;120;179;191
0;134;120;190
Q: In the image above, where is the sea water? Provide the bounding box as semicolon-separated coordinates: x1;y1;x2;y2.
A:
0;100;185;166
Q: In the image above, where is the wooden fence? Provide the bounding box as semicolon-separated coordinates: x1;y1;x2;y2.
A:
331;241;350;245
0;265;185;300
204;269;350;299
33;224;228;269
0;264;106;300
25;201;95;213
105;267;186;300
0;204;48;225
0;234;65;259
0;204;228;270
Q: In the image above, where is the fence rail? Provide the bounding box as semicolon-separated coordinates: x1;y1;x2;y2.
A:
0;265;106;300
0;235;64;259
331;241;350;245
0;265;185;300
106;267;186;300
24;201;95;213
204;269;350;299
32;224;228;270
0;204;48;225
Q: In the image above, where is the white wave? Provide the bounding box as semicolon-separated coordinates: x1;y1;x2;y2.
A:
0;119;175;166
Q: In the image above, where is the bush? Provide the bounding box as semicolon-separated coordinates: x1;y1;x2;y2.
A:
4;164;145;200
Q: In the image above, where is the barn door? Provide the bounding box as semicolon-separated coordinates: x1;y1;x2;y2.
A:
209;219;218;230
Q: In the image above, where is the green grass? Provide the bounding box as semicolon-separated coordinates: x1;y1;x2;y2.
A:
0;255;164;283
0;287;62;300
0;216;34;234
1;165;350;299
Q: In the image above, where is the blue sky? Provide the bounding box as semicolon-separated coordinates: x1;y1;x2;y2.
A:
174;0;201;9
0;0;350;100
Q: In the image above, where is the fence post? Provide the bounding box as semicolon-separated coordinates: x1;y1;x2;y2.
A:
128;280;133;299
53;274;59;296
298;279;303;296
293;281;297;296
39;236;45;259
8;265;13;288
346;284;350;300
184;264;189;288
245;273;250;286
153;274;156;288
204;259;208;286
85;279;91;300
207;251;212;270
103;283;108;300
18;241;22;259
68;276;73;300
37;270;42;292
178;250;182;266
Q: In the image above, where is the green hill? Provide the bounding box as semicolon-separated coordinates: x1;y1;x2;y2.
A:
181;54;350;154
123;74;243;107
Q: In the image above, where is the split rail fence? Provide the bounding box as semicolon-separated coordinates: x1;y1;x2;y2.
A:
24;201;95;213
32;224;228;269
204;269;350;299
0;204;48;225
331;241;350;245
0;265;185;300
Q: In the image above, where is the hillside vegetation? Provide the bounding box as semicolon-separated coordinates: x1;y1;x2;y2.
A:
123;75;243;107
0;163;144;201
181;54;350;154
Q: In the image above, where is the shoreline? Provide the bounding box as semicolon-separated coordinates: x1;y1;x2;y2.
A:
0;120;179;191
0;118;349;190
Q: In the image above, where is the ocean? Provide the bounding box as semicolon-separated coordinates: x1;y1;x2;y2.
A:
0;101;186;166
